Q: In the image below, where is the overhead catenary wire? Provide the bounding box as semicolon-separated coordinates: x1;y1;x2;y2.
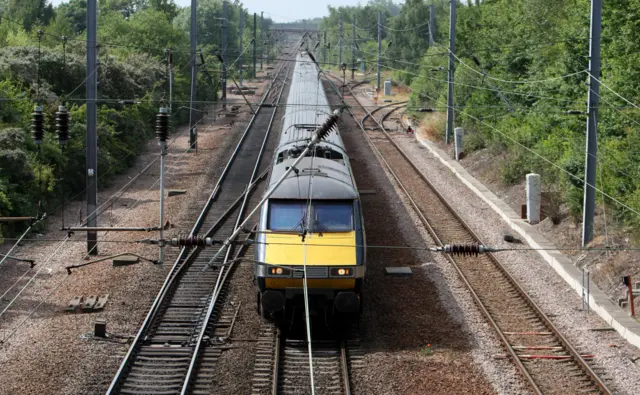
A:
0;113;214;342
410;84;640;218
380;22;430;32
458;109;640;218
447;48;587;85
0;91;222;323
5;236;640;252
379;63;581;103
585;71;640;110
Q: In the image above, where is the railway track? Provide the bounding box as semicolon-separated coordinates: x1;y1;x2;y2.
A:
329;75;613;395
251;323;362;395
106;54;295;395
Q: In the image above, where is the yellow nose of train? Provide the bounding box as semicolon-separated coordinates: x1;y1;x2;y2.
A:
263;231;357;290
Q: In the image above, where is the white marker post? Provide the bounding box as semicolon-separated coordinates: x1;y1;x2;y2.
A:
454;127;464;161
526;173;541;224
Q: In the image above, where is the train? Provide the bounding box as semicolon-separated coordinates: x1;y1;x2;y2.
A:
254;50;366;327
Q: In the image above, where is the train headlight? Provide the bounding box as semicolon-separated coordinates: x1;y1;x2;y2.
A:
269;267;290;276
330;268;352;277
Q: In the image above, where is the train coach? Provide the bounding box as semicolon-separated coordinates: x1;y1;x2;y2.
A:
254;50;366;327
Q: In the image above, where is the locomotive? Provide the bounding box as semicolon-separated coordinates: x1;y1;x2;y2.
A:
254;50;366;326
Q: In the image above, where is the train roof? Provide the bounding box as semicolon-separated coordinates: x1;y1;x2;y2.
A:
267;51;358;200
277;52;345;154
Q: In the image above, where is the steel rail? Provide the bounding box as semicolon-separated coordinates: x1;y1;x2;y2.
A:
380;103;406;124
271;329;282;395
337;75;612;395
106;56;291;395
180;59;294;394
340;341;352;395
362;100;408;125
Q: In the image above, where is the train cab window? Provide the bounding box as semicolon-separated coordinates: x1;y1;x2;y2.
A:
268;201;353;232
313;202;353;232
268;202;307;231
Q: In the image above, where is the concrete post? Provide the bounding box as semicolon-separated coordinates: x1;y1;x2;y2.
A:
454;127;464;161
526;173;541;224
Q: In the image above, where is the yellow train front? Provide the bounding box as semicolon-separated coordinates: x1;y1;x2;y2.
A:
254;51;365;326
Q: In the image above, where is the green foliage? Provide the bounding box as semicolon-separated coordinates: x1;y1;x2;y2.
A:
400;0;640;226
0;0;196;240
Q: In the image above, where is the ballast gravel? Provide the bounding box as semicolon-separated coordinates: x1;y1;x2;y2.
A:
336;85;529;394
0;80;270;395
395;135;640;395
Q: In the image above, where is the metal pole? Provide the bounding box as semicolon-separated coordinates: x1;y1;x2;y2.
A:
429;4;435;46
582;0;601;247
189;0;197;152
352;17;356;80
582;268;585;311
239;9;244;86
159;121;167;264
377;11;381;91
253;13;257;78
260;11;263;71
339;12;343;68
323;30;327;64
446;0;456;145
222;1;227;108
587;270;590;313
168;51;174;112
86;0;98;255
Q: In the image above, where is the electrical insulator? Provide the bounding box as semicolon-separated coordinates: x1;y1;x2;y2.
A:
32;105;44;145
55;105;70;145
167;236;219;247
156;107;170;142
442;243;492;256
315;113;340;140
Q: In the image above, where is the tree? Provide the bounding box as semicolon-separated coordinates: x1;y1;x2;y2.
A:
4;0;54;32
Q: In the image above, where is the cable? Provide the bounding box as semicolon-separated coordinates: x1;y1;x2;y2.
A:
411;87;640;217
0;237;69;321
456;110;640;218
585;71;640;110
380;22;430;33
380;63;580;103
448;49;587;85
0;226;34;269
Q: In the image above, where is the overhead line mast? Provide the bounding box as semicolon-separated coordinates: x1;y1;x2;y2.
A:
86;0;98;255
582;0;602;246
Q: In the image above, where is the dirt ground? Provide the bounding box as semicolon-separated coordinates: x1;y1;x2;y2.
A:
0;77;270;394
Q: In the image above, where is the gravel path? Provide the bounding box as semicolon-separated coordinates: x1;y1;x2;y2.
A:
395;134;640;394
334;85;529;395
0;80;269;395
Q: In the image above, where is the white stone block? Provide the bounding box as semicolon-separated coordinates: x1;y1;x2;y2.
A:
526;173;541;224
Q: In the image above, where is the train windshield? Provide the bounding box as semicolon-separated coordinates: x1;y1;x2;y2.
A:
268;200;353;232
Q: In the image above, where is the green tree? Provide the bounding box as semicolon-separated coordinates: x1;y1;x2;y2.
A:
3;0;54;32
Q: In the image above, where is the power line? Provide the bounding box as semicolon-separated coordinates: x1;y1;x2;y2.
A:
585;71;640;110
380;63;580;103
380;22;430;33
447;49;587;85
